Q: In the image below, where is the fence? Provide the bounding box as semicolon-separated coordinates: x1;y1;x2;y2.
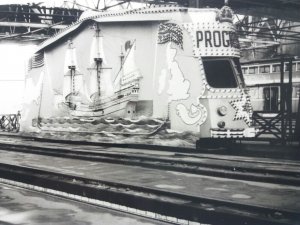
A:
252;111;297;143
0;113;20;132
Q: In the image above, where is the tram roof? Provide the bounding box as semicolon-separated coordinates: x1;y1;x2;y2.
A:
35;5;219;53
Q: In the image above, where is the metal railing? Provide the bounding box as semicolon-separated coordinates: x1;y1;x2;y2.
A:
0;112;20;132
252;111;296;142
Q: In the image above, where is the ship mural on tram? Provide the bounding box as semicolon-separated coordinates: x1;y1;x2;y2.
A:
241;59;300;113
22;4;256;140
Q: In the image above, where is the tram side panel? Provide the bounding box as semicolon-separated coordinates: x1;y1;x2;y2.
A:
21;7;256;138
152;23;205;126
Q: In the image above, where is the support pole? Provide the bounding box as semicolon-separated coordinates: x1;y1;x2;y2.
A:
288;58;293;141
295;89;300;146
280;57;286;145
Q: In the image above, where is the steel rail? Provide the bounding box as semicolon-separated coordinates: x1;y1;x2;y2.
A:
0;141;300;186
0;132;299;160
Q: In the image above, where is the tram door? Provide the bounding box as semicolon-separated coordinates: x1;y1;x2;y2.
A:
263;87;279;111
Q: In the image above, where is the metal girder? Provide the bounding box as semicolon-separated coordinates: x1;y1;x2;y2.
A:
191;0;300;22
235;15;300;51
121;0;300;21
236;6;300;23
0;21;67;29
62;0;135;11
236;16;300;42
0;4;83;42
0;4;82;24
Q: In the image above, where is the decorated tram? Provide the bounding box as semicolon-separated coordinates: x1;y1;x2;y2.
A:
22;4;256;139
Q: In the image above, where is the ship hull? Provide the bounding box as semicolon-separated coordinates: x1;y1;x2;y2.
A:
70;94;138;118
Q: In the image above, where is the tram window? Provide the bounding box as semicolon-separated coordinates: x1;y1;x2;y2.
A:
248;67;258;74
272;64;281;73
202;58;238;88
242;67;248;74
263;87;279;112
292;87;297;98
260;65;270;73
285;63;296;72
297;62;300;71
296;86;300;97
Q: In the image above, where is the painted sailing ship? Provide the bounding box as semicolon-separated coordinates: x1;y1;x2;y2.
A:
63;24;142;118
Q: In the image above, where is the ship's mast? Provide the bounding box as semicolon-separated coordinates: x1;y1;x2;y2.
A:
68;40;76;95
94;24;103;97
69;65;76;94
120;47;124;68
119;47;125;89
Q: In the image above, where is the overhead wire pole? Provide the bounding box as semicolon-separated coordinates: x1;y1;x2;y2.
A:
296;88;300;146
288;57;293;141
96;0;101;9
280;57;286;145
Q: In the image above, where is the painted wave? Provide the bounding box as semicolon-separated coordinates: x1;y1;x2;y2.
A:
29;116;198;147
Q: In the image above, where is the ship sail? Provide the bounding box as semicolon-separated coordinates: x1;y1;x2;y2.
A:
88;33;105;96
88;26;114;99
88;68;98;96
101;69;114;97
114;40;141;91
89;29;107;66
63;40;84;100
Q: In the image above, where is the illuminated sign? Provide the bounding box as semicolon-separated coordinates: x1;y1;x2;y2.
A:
182;23;240;57
196;30;240;49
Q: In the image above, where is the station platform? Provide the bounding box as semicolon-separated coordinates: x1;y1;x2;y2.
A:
0;183;166;225
0;149;299;215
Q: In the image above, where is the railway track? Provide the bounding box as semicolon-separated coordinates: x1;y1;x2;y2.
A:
0;135;299;224
0;162;299;225
0;138;299;186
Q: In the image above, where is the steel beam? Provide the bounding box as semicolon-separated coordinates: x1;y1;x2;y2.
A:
123;0;300;21
0;21;67;29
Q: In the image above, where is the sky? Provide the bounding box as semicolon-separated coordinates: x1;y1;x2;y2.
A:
0;42;35;113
